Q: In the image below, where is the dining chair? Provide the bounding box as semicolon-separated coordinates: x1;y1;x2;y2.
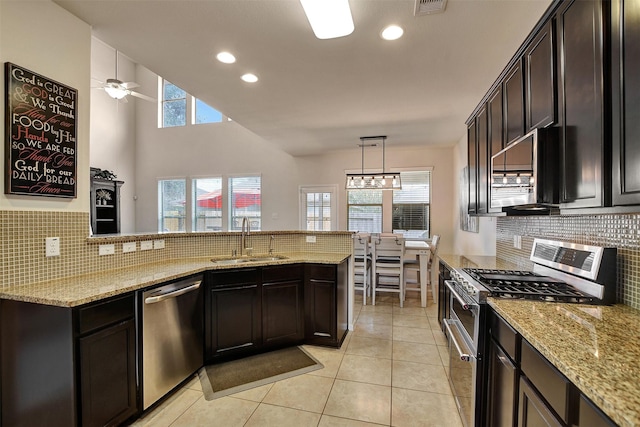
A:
372;234;405;307
352;233;371;305
402;234;440;304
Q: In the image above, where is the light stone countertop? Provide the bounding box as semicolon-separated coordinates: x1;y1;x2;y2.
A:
490;299;640;427
438;254;640;427
0;252;350;308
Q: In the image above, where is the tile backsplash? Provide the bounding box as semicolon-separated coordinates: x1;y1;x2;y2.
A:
497;214;640;310
0;210;352;289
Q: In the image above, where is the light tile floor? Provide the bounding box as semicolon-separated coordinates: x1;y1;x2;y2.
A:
131;292;463;427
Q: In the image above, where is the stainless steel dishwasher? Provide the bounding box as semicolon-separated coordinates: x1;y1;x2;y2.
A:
140;274;203;409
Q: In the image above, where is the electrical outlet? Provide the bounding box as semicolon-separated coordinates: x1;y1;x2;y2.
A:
306;235;316;243
154;239;165;249
122;242;137;253
99;244;115;256
140;240;153;251
45;237;60;257
514;235;522;250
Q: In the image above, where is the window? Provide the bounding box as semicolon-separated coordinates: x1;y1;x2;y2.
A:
392;171;431;237
158;179;186;232
193;98;223;124
161;80;186;127
306;192;331;231
229;176;261;231
192;177;223;231
347;190;383;233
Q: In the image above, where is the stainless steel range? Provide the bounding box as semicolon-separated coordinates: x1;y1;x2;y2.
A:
444;238;617;427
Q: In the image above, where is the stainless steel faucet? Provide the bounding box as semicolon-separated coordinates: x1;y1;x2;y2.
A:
269;235;275;255
241;217;252;256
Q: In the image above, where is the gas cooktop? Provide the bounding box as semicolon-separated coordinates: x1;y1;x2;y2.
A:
463;268;597;303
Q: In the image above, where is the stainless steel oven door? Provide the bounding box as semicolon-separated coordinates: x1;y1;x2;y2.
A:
445;280;480;349
444;318;478;427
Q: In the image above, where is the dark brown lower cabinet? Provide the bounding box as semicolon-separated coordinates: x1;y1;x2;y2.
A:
304;262;348;347
487;338;518;427
487;310;617;427
205;268;262;361
0;293;138;427
577;393;617;427
262;265;304;347
519;376;563;427
79;318;137;427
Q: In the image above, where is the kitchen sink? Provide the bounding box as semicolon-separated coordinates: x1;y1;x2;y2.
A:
211;255;288;265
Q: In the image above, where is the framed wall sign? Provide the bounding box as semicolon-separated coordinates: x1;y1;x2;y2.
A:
4;62;77;198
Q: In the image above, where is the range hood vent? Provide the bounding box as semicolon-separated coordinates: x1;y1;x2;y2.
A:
414;0;447;15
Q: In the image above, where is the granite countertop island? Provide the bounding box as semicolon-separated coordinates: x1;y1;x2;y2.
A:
0;252;350;308
438;253;640;427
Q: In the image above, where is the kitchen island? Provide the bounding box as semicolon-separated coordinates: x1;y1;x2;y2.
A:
0;251;350;427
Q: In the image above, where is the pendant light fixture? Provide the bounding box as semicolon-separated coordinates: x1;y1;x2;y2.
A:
345;136;402;190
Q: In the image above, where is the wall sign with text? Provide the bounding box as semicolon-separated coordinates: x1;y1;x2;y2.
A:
4;62;77;198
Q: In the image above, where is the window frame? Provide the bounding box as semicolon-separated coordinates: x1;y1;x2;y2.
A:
160;79;187;128
158;178;187;232
299;185;338;231
228;174;262;232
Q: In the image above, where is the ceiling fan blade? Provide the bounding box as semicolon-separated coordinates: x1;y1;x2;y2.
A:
91;77;105;84
129;91;156;102
121;81;140;90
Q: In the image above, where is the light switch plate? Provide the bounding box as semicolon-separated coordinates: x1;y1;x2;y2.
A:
45;237;60;257
154;239;165;249
306;235;316;243
140;240;153;251
122;242;137;253
99;244;115;256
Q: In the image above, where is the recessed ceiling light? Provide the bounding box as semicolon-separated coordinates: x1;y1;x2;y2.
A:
300;0;354;40
241;73;259;83
381;25;404;41
216;52;236;64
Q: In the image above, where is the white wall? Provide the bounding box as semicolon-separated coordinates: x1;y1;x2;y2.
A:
133;66;300;233
90;38;137;233
0;0;91;212
296;146;457;255
451;134;496;256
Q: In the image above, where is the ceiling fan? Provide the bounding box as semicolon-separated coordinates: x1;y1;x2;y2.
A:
94;50;155;103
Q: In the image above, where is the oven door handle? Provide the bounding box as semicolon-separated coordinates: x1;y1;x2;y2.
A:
444;280;475;310
444;320;474;362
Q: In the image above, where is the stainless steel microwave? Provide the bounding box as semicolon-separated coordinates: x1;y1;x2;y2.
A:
490;128;559;214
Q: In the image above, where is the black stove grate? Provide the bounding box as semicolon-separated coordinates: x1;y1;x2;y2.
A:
463;268;596;303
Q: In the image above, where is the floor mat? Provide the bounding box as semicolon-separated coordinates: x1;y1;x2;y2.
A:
198;346;323;400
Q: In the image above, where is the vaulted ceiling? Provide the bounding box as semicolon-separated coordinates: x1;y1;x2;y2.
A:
55;0;552;156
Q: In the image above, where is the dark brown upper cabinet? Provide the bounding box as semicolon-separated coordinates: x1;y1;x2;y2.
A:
504;59;526;146
488;86;504;156
476;106;489;215
556;0;608;208
612;0;640;205
525;20;556;131
468;121;478;215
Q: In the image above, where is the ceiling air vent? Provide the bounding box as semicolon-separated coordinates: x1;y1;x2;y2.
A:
414;0;447;15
